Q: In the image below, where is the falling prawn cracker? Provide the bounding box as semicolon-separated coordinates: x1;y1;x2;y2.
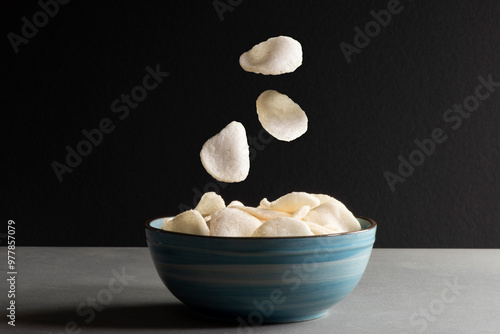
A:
200;121;250;183
256;90;308;142
239;36;303;75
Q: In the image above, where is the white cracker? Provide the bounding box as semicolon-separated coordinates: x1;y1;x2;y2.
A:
234;206;291;221
268;192;320;213
256;90;308;142
239;36;302;75
312;193;342;205
321;223;344;233
305;221;340;235
291;205;311;220
163;210;210;236
251;217;313;237
161;217;173;230
194;192;226;216
257;198;271;208
200;121;250;183
210;208;262;237
228;200;244;207
303;202;361;232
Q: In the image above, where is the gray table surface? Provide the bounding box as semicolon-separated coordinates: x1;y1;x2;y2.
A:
1;248;499;334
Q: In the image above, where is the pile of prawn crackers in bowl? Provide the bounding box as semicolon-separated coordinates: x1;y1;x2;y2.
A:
145;36;377;323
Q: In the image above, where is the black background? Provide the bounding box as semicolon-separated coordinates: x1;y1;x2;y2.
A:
3;0;500;247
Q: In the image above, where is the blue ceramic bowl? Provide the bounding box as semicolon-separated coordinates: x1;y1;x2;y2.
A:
145;216;376;323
